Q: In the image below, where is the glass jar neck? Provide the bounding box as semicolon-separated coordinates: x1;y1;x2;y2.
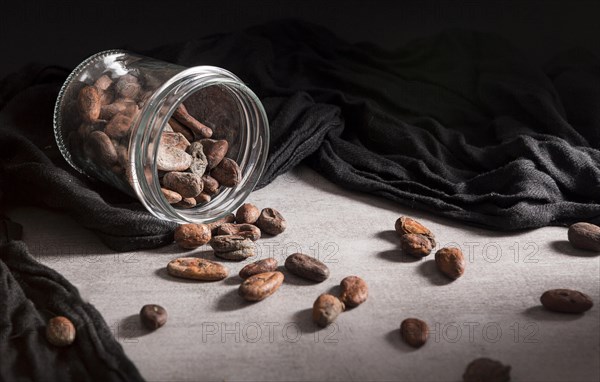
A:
129;66;269;224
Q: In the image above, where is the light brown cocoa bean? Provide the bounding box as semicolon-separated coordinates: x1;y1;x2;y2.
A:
435;247;465;280
239;258;279;279
256;208;286;235
400;233;433;258
173;103;213;138
156;146;192;172
94;74;113;91
174;224;212;249
161;188;182;204
395;216;436;246
167;257;228;281
400;318;429;348
339;276;368;308
236;203;260;224
540;289;594;314
162;172;203;198
78;85;101;122
217;223;261;241
46;316;76;347
199;139;228;170
238;271;284;302
100;99;138;120
211;158;241;187
160;132;190;151
188;141;208;176
568;222;600;251
313;294;345;327
463;358;511;382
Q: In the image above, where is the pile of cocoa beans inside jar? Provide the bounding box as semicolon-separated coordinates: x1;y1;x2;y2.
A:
64;70;241;209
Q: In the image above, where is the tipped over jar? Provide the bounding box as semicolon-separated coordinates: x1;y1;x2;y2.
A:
53;50;269;224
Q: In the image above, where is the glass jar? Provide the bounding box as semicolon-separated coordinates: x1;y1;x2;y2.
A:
53;50;269;224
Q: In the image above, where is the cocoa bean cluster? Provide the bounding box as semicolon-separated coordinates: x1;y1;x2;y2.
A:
66;70;242;208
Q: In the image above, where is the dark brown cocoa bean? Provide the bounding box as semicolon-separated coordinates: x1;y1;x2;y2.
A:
167;257;228;281
115;74;141;99
105;113;132;139
236;203;260;224
400;233;433;258
239;258;279;279
238;271;284;302
78;85;101;122
162;171;203;198
339;276;368;307
174;224;212;249
435;247;466;279
463;358;511;382
313;294;345;327
400;318;429;348
285;253;329;282
211;158;241;187
173;103;213;138
201;175;219;195
206;213;235;234
46;316;76;347
256;208;286;235
194;192;211;204
217;223;261;241
140;304;168;330
540;289;594;313
568;222;600;251
395;216;436;246
168;117;194;142
209;235;254;252
86;130;118;166
161;188;182;204
174;197;196;209
199;139;228;170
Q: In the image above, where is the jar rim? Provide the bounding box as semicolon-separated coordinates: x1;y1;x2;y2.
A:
128;65;270;224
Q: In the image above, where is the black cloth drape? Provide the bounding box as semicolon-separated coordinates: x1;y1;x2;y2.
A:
1;20;599;382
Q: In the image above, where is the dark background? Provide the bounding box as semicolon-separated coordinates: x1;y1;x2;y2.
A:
0;0;599;78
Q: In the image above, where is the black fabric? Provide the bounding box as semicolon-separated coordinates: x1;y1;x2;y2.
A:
1;20;600;382
0;224;144;382
146;21;600;229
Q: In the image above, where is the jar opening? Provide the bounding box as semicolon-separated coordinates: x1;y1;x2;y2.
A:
129;66;269;224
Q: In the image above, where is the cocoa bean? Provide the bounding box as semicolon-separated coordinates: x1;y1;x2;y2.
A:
285;253;329;282
540;289;593;313
161;188;182;204
86;130;118;166
162;172;203;198
188;141;208;176
199;139;228;170
256;208;286;235
46;316;76;347
140;304;168;330
211;158;241;187
210;235;254;252
313;294;345;327
202;175;220;195
238;271;284;302
78;85;101;122
463;358;511;382
435;247;465;279
395;216;436;246
400;233;433;258
156;145;192;172
239;258;279;279
174;197;196;209
173;103;213;139
160;132;190;151
236;203;260;224
167;257;228;281
105;113;132;139
168;118;194;142
206;213;235;234
115;74;141;99
174;224;212;249
217;223;261;241
568;222;600;251
339;276;368;308
400;318;428;348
